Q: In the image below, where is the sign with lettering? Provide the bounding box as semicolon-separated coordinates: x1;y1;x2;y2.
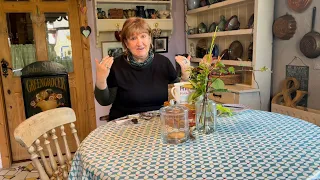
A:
21;61;71;118
286;65;309;107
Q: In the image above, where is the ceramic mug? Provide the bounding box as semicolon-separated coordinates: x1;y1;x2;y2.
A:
171;82;194;104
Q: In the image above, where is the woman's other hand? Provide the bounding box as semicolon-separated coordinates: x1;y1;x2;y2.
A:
175;55;191;81
95;56;114;89
200;54;216;66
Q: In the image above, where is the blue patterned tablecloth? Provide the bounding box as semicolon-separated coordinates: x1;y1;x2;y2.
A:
69;110;320;180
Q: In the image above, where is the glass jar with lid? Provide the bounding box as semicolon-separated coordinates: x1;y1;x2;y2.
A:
160;104;189;144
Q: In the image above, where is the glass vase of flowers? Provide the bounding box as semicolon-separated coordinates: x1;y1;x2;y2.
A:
195;95;217;134
187;26;270;134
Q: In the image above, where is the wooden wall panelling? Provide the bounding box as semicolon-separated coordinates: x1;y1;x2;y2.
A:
77;0;97;131
0;3;13;168
0;79;11;169
68;0;96;140
66;4;87;141
31;12;48;61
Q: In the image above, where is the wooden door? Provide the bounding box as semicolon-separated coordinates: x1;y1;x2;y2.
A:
0;0;96;161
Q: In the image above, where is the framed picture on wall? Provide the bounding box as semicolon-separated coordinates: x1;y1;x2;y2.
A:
153;37;168;53
101;41;124;58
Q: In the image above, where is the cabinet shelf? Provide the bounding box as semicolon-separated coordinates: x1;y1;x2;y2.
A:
94;0;173;47
186;0;274;111
191;58;252;67
187;29;253;39
187;0;249;15
96;0;171;4
96;19;173;33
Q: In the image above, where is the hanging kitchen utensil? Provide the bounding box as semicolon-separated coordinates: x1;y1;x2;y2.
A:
300;7;320;58
273;13;297;40
288;0;312;13
228;41;243;60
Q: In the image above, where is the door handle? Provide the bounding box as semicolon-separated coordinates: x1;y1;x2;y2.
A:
212;93;222;98
1;59;12;78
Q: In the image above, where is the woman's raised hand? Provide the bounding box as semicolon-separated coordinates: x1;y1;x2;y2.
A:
95;56;114;89
175;55;191;70
175;55;191;81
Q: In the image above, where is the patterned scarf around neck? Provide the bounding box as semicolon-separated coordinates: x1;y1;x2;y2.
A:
126;49;154;68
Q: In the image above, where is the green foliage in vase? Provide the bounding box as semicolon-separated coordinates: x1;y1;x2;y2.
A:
216;104;233;116
187;27;231;105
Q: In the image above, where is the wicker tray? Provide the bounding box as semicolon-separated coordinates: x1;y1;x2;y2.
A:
210;74;241;85
108;9;123;19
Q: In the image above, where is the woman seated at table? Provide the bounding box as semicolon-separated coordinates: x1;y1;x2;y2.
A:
95;17;190;120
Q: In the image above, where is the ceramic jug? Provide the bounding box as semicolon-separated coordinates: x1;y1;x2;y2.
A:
136;6;146;18
97;8;104;19
218;15;226;31
146;9;156;19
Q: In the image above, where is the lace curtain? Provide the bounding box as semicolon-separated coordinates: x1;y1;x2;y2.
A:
10;44;73;76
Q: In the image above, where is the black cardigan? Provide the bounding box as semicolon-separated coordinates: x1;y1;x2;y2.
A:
95;53;178;120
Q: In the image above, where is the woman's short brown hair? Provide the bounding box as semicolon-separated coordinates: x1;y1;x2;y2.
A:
120;17;152;52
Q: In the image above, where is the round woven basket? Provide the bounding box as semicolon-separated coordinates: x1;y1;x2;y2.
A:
210;74;242;85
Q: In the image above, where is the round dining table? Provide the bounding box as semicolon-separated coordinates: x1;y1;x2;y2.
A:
68;110;320;180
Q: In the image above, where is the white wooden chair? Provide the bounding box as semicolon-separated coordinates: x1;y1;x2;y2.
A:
14;107;80;180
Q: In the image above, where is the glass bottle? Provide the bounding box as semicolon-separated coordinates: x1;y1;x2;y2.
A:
195;95;217;134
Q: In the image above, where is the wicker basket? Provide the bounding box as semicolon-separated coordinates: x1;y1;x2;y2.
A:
210;74;242;85
108;9;123;19
271;103;320;126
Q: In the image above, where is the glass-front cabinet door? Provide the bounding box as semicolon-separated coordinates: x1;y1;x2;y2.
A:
0;0;95;162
